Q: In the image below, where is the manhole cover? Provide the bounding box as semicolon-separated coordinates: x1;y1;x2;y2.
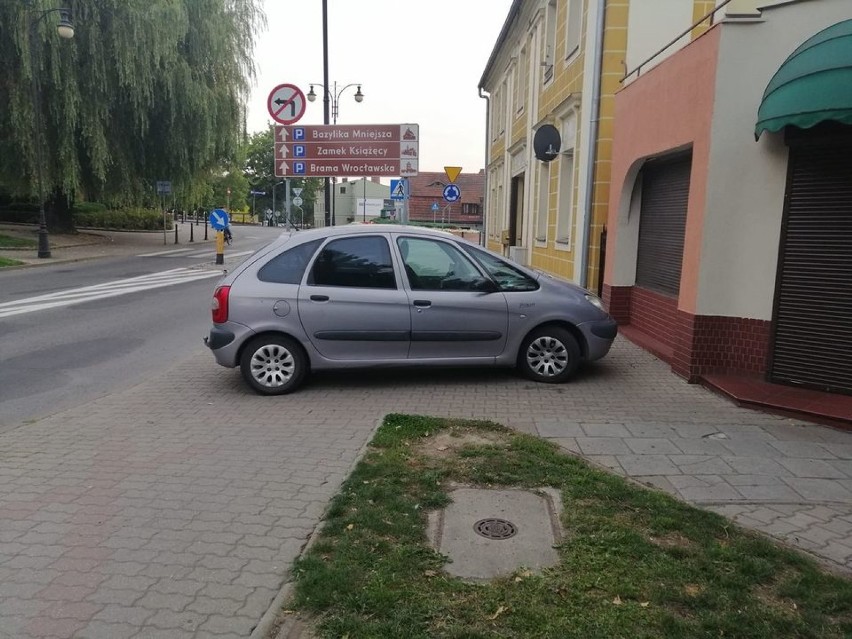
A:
474;518;518;540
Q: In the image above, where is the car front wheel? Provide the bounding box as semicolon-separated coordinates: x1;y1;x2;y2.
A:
517;326;580;383
240;335;307;395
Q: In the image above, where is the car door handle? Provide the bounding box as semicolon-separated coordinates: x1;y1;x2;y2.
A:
413;300;431;308
310;295;329;302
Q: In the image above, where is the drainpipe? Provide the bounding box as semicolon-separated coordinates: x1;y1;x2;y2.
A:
478;87;491;246
579;0;606;289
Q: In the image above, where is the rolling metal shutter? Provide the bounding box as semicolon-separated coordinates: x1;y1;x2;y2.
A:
769;143;852;394
635;155;692;296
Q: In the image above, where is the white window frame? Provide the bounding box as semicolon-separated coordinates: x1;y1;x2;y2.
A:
535;161;550;244
565;0;582;61
555;110;577;248
543;0;557;85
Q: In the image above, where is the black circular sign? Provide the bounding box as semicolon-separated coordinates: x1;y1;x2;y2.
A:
533;124;561;162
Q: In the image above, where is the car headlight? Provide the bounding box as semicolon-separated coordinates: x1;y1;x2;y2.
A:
584;293;605;311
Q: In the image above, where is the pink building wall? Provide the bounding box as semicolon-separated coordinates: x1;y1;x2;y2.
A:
605;25;720;314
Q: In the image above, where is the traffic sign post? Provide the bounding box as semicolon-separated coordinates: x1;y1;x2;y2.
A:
210;208;229;265
431;202;439;224
267;84;307;125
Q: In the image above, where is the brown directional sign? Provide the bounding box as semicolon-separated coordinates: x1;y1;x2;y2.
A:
274;124;419;177
276;159;420;178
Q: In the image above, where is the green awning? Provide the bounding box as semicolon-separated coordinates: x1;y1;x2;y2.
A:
755;19;852;139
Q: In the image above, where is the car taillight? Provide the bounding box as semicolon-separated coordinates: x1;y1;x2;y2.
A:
211;285;230;324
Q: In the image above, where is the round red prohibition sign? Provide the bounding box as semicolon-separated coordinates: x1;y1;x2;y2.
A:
267;83;306;125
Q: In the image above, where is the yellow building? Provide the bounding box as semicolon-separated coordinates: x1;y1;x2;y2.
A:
478;0;730;291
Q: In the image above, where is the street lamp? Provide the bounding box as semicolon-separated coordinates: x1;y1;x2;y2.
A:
306;82;363;227
25;1;74;258
306;82;364;125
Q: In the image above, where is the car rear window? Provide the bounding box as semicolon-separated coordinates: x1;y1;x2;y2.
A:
257;239;321;284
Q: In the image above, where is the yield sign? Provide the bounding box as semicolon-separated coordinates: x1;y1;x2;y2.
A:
444;166;462;183
267;84;306;125
292;187;303;196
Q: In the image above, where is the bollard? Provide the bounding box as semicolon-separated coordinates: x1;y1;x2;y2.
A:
174;223;179;244
215;230;224;265
204;216;208;240
189;221;194;243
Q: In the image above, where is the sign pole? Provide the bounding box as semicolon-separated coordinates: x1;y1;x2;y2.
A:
402;179;409;225
162;194;166;245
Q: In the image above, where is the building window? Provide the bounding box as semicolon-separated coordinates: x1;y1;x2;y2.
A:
514;45;528;115
565;0;582;59
536;161;550;242
556;111;577;245
340;187;347;194
543;0;556;83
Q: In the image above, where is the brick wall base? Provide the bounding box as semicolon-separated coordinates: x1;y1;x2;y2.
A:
602;284;772;381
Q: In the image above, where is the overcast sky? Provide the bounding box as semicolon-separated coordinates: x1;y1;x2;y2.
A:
247;0;515;175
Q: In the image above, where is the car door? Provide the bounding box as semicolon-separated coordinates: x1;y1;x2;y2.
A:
297;234;411;361
396;235;508;360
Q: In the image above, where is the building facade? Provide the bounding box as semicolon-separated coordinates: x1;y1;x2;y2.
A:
603;0;852;395
479;0;733;291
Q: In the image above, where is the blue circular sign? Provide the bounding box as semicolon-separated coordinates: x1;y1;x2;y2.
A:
210;208;230;231
443;184;460;203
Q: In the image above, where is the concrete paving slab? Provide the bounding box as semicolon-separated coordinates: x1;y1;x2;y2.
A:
427;487;561;581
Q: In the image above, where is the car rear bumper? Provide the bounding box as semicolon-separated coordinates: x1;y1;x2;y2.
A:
205;323;254;368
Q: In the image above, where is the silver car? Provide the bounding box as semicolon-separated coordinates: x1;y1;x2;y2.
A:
205;225;616;395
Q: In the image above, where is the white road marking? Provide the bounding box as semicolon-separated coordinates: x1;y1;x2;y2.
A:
0;268;223;319
137;248;195;257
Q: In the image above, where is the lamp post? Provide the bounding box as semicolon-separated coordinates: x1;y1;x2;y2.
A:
306;82;363;226
25;1;75;258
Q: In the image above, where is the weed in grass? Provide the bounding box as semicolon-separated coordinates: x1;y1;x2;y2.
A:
290;414;852;638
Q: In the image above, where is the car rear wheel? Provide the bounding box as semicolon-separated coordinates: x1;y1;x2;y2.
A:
240;335;307;395
517;326;580;383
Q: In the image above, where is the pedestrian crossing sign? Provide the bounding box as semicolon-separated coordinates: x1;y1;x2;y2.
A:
390;179;407;200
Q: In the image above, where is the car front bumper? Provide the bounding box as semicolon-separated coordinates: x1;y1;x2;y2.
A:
578;317;618;361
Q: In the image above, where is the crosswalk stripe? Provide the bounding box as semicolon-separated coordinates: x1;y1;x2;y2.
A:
137;248;195;257
0;268;223;319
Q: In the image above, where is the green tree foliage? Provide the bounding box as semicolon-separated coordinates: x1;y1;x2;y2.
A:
244;125;322;225
0;0;265;228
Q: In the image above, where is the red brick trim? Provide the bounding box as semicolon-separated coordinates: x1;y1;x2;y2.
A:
604;285;771;381
602;284;631;324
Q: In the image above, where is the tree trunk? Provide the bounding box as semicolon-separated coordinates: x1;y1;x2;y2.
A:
46;187;75;232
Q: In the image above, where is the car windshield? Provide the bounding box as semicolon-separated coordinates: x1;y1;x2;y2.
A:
463;246;539;292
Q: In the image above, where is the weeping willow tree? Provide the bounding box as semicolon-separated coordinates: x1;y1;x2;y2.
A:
0;0;264;229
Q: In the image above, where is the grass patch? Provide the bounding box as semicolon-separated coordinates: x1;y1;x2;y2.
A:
0;256;24;267
0;233;36;249
290;414;852;638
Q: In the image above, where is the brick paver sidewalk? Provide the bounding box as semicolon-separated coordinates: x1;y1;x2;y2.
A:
0;338;849;638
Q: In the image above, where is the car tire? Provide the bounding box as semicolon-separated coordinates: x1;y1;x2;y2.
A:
517;326;581;383
240;335;308;395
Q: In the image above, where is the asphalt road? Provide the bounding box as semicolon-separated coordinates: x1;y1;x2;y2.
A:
0;227;282;430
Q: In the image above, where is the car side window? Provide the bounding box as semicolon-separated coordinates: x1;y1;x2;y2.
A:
308;236;396;289
257;239;322;284
464;246;539;292
397;237;485;291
